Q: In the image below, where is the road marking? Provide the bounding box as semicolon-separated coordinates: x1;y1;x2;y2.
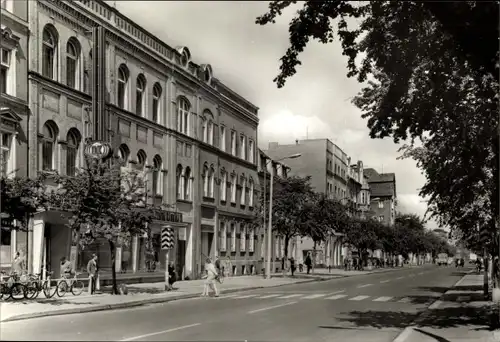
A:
373;296;393;302
302;294;328;299
357;284;372;288
428;300;442;309
248;301;297;314
396;276;404;280
380;280;390;283
278;294;303;299
120;323;202;341
258;294;281;299
326;294;348;300
234;294;258;299
392;326;414;342
222;294;238;298
398;297;411;303
327;290;345;296
349;295;370;301
457;296;470;302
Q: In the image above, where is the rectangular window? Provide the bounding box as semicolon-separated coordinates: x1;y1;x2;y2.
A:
220;222;227;251
136;90;143;116
66;57;76;89
240;135;246;160
248;229;254;253
220;172;227;202
230;175;236;203
66;146;77;176
249;182;254;207
248;139;254;163
240;179;246;205
240;226;246;252
0;48;10;94
42;45;54;79
42;141;53;171
230;131;236;156
230;224;236;252
378;201;384;209
220;126;226;151
0;133;11;177
152;97;159;123
118;83;125;109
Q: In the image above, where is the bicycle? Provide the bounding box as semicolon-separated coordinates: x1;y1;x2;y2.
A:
56;272;84;297
24;271;56;299
0;271;28;300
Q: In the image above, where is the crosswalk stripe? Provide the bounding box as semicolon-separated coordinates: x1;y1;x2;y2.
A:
234;294;258;299
258;294;281;299
373;296;393;302
380;280;390;283
222;294;238;298
325;294;348;300
398;297;411;303
349;295;370;301
357;284;372;288
302;294;328;299
278;294;303;299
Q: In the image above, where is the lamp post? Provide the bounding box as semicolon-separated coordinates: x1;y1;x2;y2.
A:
265;153;301;280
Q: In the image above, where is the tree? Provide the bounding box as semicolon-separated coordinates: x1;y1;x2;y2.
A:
1;173;51;231
343;217;379;265
256;1;499;258
51;158;158;295
266;176;316;262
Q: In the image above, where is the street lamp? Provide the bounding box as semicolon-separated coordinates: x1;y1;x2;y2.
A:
265;153;301;280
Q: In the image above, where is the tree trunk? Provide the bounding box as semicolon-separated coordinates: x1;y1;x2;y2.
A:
108;240;118;295
283;235;290;268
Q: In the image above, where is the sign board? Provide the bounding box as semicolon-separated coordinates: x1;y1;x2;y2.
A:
84;141;113;160
153;210;183;223
1;218;14;229
161;226;174;250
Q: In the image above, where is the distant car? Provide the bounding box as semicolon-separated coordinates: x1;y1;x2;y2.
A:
437;253;448;266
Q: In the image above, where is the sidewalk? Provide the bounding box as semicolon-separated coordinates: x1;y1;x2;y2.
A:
395;273;500;342
0;275;317;323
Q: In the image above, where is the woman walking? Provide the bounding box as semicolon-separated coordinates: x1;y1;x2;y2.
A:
201;258;219;297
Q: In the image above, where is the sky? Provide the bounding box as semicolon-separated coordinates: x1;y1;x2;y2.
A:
108;1;438;229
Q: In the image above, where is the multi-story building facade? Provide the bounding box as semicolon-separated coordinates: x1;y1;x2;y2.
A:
265;139;363;267
0;0;30;270
20;0;259;280
364;168;397;226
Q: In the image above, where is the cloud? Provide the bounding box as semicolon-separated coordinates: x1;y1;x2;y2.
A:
110;1;437;228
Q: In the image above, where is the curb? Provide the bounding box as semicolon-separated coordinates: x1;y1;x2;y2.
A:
392;269;476;342
1;278;321;323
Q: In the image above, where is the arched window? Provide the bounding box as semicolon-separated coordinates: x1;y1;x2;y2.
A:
249;179;254;207
152;155;163;196
230;173;236;203
184;167;191;200
209;166;215;198
117;144;130;165
177;97;190;135
66;128;80;176
240;225;246;252
117;64;129;109
240;177;247;205
136;74;146;116
66;38;80;89
152;83;162;124
41;121;58;171
176;164;184;200
202;164;209;197
220;171;227;202
42;25;58;79
137;149;147;169
207;120;214;145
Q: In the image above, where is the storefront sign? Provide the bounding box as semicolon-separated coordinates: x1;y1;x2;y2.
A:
153;210;183;223
84;141;112;160
1;218;14;229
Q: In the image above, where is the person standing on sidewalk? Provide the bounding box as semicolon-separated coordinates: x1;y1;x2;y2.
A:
305;253;312;274
214;256;221;276
87;254;98;295
290;257;296;276
201;258;219;297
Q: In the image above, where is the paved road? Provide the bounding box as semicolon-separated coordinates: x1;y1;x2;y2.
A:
0;265;470;341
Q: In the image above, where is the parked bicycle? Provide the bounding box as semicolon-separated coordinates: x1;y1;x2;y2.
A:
0;271;28;301
24;271;57;299
56;272;84;297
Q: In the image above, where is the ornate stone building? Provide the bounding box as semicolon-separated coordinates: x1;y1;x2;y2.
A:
22;0;259;280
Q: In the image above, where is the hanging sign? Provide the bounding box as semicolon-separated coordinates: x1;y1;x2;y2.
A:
84;140;113;160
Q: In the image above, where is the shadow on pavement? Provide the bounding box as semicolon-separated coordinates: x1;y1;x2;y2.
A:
336;305;498;332
2;299;96;306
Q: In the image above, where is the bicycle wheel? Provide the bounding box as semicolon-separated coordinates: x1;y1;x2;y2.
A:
24;284;39;300
43;280;57;299
56;280;68;297
71;281;84;296
10;284;26;300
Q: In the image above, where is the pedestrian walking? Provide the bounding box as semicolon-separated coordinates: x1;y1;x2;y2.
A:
201;258;219;297
10;252;25;276
167;262;176;291
215;256;221;275
87;254;98;295
60;256;73;279
290;257;296;276
305;253;312;274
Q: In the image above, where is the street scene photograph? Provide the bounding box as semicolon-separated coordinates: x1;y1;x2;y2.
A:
0;1;498;341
